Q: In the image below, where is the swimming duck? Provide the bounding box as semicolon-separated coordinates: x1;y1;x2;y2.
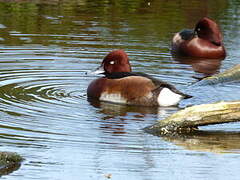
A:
171;17;226;59
87;50;191;106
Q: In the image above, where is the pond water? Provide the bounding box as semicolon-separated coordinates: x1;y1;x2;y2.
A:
0;0;240;179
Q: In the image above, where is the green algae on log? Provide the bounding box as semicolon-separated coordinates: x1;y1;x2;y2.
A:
145;101;240;135
197;64;240;85
0;152;24;176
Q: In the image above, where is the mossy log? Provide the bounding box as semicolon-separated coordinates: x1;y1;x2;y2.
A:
197;64;240;85
145;101;240;135
0;152;23;176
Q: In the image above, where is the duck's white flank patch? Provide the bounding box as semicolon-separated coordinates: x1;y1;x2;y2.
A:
100;93;127;104
172;33;184;45
157;88;183;107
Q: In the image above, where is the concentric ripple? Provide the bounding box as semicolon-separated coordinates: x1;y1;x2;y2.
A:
0;66;98;145
0;69;88;113
16;73;85;101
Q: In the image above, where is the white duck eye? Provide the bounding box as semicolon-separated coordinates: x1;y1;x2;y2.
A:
109;61;115;65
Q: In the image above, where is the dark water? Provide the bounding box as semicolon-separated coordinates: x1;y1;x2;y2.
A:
0;0;240;179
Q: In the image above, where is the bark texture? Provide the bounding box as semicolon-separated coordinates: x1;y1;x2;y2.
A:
145;101;240;134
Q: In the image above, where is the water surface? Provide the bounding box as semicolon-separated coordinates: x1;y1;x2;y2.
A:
0;0;240;179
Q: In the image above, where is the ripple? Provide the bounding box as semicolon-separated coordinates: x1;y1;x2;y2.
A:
0;70;87;106
0;68;92;138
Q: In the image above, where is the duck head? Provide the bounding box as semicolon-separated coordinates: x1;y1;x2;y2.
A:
194;17;223;46
89;49;131;75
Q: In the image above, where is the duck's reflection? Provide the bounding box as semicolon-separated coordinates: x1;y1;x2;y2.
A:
89;99;159;118
173;56;223;79
88;98;178;134
153;130;240;153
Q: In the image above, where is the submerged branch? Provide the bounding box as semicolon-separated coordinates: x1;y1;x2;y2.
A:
197;64;240;85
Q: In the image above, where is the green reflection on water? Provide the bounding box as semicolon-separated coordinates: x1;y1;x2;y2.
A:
0;0;228;47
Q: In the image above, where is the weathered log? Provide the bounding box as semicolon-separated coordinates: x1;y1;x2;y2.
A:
0;152;23;176
197;64;240;85
145;101;240;135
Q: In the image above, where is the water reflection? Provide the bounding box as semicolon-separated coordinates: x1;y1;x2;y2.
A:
89;99;159;118
173;56;223;79
0;0;228;48
88;99;178;134
159;130;240;153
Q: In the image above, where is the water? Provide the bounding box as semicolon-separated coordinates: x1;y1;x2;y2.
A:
0;0;240;179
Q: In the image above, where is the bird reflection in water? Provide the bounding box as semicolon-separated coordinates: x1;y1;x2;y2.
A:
173;56;223;80
88;98;178;135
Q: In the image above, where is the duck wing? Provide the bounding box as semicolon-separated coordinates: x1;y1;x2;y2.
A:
105;72;192;99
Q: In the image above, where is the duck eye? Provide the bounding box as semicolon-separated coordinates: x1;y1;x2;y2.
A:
109;61;115;65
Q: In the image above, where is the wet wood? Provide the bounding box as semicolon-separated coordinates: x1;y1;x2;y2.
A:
197;64;240;85
145;101;240;135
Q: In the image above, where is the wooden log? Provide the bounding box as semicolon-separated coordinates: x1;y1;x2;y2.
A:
196;64;240;85
144;101;240;135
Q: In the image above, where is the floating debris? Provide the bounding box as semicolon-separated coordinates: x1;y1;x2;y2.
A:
104;173;112;179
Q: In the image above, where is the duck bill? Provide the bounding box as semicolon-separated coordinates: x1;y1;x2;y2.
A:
86;65;105;75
